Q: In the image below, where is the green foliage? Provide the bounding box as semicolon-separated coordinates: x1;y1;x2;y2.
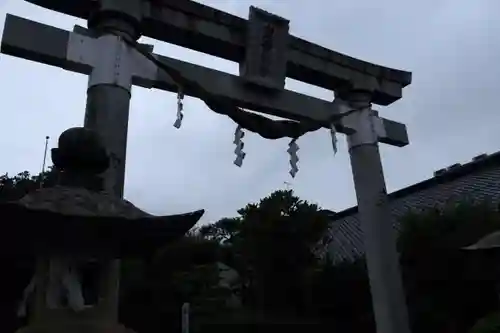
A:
198;217;240;244
398;201;500;256
307;257;374;331
397;201;500;333
0;167;58;201
119;235;235;333
198;190;331;319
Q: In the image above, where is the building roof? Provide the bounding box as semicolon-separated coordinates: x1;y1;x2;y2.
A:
327;151;500;263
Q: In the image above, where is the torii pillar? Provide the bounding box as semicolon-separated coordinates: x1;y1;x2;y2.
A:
77;0;146;322
340;87;410;333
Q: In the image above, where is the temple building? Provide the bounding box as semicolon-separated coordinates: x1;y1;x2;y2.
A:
327;151;500;263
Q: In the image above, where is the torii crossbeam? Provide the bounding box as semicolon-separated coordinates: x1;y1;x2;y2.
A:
1;2;413;333
24;0;411;106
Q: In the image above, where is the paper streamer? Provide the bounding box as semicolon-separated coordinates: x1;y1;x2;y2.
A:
287;139;299;178
233;125;246;167
173;89;185;129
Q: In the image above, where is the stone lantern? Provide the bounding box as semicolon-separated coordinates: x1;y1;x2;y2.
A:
0;127;205;333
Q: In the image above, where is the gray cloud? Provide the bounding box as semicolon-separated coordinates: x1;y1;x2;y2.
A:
1;0;499;224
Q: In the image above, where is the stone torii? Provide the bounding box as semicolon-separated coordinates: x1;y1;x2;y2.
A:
1;1;413;333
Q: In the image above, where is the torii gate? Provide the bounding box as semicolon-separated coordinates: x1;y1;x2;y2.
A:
1;1;413;333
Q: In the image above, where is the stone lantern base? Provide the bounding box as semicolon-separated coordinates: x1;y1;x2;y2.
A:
16;322;135;333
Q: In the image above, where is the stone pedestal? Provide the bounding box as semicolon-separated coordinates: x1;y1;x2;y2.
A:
16;320;133;333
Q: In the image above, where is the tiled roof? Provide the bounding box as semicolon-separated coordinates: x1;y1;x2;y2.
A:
327;152;500;263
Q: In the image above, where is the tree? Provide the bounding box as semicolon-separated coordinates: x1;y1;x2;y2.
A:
199;190;331;322
397;201;500;333
198;217;240;244
308;257;374;332
0;167;58;202
119;234;235;333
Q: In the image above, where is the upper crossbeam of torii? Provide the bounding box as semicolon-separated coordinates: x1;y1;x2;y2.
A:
1;2;413;333
24;0;411;106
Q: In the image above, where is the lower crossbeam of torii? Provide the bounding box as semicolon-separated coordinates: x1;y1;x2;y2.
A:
1;2;413;333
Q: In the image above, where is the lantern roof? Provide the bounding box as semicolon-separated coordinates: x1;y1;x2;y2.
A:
0;127;204;257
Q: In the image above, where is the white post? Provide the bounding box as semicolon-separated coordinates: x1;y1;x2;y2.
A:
342;90;411;333
182;302;190;333
39;135;49;189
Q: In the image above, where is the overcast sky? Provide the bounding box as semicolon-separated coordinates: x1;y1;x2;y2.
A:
0;0;499;224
